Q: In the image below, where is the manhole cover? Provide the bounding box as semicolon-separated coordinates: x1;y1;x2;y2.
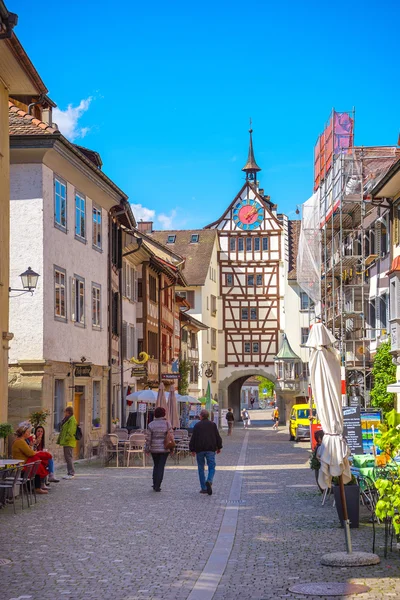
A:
0;558;11;566
288;583;370;596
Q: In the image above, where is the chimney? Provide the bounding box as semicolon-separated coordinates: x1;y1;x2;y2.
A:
42;106;52;126
259;189;264;196
137;220;153;234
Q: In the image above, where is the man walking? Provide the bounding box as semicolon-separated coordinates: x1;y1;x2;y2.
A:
225;407;234;435
57;406;77;479
190;409;222;496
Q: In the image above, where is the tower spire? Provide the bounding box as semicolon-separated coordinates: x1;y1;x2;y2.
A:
242;119;261;181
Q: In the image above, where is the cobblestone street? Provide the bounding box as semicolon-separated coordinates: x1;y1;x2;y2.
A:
1;411;400;600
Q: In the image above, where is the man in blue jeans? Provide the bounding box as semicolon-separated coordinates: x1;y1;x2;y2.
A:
189;409;223;495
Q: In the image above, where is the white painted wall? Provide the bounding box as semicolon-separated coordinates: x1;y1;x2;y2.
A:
9;164;44;361
10;162;111;367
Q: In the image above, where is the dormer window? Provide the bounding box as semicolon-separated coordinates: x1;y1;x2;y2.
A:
167;235;176;244
190;234;199;243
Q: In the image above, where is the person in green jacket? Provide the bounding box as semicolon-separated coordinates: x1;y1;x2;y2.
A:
58;406;77;479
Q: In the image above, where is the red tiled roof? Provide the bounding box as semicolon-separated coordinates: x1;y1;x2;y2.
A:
9;101;59;135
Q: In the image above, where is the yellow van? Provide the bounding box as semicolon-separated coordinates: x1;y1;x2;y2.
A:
289;404;318;442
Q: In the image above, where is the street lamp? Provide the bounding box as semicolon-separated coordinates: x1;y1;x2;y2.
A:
9;267;40;295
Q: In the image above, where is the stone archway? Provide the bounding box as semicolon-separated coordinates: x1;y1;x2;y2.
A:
218;367;277;422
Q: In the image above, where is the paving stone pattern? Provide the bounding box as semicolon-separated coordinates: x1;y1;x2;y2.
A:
0;411;399;600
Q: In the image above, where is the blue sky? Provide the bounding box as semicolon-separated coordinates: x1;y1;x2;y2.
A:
9;0;400;229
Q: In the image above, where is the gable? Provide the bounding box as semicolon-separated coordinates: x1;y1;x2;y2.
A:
204;182;282;233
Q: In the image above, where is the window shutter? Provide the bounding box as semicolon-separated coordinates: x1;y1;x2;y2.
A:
117;228;123;269
122;321;128;360
122;262;126;297
71;277;76;322
130;267;135;301
133;269;138;302
375;222;381;257
130;326;136;359
126;265;131;299
393;206;399;246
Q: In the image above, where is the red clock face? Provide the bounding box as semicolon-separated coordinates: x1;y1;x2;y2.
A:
238;205;259;225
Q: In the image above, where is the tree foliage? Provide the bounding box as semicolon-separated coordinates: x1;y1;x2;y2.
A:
370;340;396;416
178;359;191;395
256;376;275;398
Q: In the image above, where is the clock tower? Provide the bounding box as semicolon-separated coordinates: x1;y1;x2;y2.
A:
205;128;284;417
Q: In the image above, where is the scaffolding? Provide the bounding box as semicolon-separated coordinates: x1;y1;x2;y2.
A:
321;145;398;407
298;108;399;407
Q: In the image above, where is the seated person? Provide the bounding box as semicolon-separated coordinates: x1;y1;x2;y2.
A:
12;424;53;495
33;426;59;483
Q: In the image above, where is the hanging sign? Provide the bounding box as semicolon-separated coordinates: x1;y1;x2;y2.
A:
161;373;180;380
131;366;147;378
138;403;147;413
75;365;91;377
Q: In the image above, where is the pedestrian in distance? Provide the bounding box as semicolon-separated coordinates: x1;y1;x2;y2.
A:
189;409;222;496
272;406;280;431
250;396;255;410
57;406;77;479
225;407;234;435
241;408;250;428
145;406;174;492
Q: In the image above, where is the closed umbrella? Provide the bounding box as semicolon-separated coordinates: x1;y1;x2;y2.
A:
167;386;180;429
156;382;168;412
307;323;352;550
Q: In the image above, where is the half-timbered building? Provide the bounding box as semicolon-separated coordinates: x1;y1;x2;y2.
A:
205;129;285;418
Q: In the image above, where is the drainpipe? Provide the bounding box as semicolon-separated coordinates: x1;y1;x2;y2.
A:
107;214;113;433
27;97;44;115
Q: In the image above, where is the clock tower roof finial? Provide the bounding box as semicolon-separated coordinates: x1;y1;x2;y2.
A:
242;119;261;179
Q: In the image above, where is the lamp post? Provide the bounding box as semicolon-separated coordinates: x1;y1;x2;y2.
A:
9;267;40;295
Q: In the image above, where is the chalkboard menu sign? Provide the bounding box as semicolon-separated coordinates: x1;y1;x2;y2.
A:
342;406;363;455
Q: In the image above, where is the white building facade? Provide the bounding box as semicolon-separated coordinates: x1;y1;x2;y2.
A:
8;103;127;456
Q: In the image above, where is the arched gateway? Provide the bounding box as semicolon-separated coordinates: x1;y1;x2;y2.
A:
218;368;277;421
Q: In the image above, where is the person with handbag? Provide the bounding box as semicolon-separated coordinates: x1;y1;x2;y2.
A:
145;406;174;492
189;409;223;496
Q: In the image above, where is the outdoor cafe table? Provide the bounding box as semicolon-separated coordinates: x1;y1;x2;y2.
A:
350;454;398;481
0;459;24;468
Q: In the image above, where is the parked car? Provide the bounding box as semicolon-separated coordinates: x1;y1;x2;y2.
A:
289;404;319;442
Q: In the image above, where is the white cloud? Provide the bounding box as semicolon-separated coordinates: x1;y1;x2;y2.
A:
131;203;177;230
53;97;92;141
158;210;177;230
131;203;156;222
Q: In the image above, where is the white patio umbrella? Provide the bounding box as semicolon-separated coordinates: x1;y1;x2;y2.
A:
126;389;158;403
306;323;352;550
176;394;201;404
167;386;180;429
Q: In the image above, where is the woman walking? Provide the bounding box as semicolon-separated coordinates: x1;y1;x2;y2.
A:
145;407;174;492
241;408;250;429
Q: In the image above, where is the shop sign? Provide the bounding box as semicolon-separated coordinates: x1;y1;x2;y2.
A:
138;403;147;413
75;364;92;377
161;373;180;380
131;367;148;378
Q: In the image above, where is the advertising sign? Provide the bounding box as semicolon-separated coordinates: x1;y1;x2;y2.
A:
138;403;147;413
310;423;323;450
342;406;363;455
75;364;92;377
131;367;147;378
314;110;354;190
221;408;229;429
360;410;382;454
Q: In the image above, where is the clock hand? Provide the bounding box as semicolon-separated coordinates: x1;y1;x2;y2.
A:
245;207;258;221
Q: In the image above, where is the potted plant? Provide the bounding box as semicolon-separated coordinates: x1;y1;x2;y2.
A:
93;418;101;428
29;408;50;428
374;409;400;533
332;474;360;528
0;423;13;458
